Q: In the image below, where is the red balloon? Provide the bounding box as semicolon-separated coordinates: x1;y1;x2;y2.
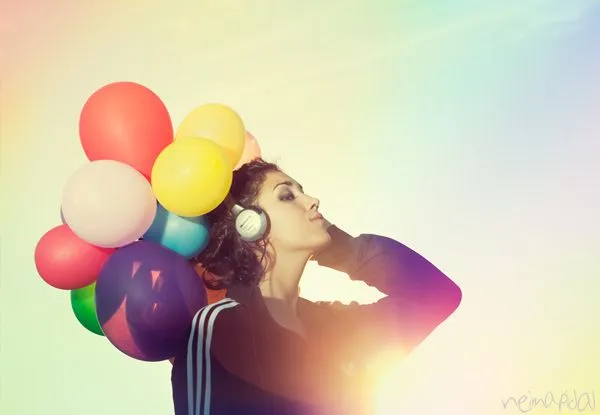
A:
79;82;174;180
34;225;115;290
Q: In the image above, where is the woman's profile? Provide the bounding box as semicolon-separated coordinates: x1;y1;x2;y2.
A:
170;158;462;414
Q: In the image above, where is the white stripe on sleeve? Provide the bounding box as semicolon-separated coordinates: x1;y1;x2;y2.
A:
186;298;239;415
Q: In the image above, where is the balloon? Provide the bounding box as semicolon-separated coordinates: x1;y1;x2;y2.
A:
61;160;157;248
194;263;227;304
206;287;227;305
175;103;245;168
79;81;173;179
71;282;104;336
151;137;232;217
143;204;210;258
95;241;207;361
233;131;262;170
34;225;115;290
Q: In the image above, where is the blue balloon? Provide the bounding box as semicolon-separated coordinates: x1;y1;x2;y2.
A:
143;204;210;258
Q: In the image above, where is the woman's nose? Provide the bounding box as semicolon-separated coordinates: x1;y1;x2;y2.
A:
308;197;320;210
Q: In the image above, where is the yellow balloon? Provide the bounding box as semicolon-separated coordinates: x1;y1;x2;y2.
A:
175;103;245;168
151;137;232;217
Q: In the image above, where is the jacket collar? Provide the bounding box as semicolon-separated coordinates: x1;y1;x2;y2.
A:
226;283;268;314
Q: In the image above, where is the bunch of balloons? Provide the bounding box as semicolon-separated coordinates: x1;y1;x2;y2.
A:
34;81;262;362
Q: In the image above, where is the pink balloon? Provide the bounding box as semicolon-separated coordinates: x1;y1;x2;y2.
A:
233;131;262;170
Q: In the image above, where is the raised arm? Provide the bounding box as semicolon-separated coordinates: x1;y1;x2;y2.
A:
312;225;462;361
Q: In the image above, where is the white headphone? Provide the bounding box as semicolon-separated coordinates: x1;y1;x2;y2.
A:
230;201;269;242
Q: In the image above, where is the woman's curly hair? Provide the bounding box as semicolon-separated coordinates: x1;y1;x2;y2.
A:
192;158;281;290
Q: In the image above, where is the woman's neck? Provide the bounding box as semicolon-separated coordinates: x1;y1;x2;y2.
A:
259;251;309;332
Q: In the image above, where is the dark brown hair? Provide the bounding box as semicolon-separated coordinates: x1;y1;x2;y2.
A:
193;158;281;289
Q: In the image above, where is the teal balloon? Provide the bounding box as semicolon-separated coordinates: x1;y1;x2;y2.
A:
143;204;210;258
71;282;104;336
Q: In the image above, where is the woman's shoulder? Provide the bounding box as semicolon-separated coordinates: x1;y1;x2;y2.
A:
184;298;252;352
193;297;250;327
171;298;248;364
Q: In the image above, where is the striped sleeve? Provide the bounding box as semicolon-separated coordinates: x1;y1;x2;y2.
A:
185;298;240;415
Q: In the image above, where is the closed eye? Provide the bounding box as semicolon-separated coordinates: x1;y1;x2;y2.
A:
279;192;295;201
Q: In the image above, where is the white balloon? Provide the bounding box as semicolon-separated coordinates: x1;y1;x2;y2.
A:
61;160;157;248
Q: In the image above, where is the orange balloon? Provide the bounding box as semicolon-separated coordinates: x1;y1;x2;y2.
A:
206;287;227;304
193;262;227;304
234;131;262;170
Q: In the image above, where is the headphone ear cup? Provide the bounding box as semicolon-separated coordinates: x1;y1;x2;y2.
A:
234;207;269;242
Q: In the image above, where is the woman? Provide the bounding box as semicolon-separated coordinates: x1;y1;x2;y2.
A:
171;158;462;415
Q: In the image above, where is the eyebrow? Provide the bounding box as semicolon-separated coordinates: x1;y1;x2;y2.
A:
273;181;303;192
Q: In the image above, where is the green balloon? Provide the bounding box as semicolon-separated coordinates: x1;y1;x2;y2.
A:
70;282;104;336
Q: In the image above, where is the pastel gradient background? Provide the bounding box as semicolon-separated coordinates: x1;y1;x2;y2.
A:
1;0;599;414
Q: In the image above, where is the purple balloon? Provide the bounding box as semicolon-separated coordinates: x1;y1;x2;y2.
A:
95;240;207;361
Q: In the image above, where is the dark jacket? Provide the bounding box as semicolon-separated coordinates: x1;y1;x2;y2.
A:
171;226;462;414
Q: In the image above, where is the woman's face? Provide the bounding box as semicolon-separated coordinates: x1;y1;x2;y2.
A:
255;171;331;256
